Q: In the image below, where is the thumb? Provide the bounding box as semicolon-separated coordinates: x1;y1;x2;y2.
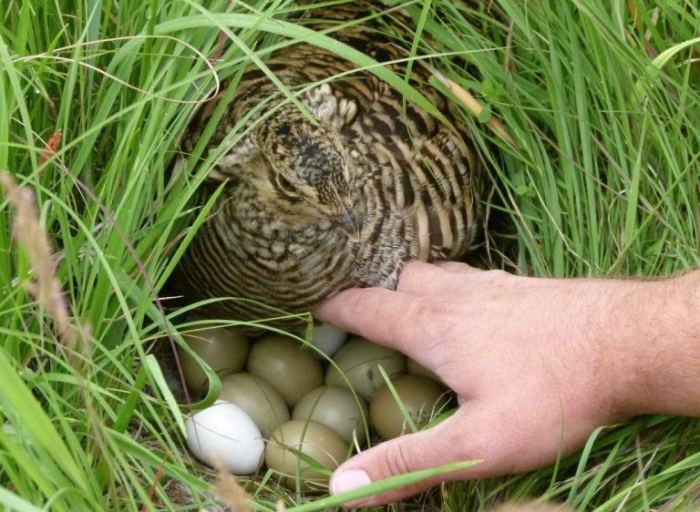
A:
330;406;508;507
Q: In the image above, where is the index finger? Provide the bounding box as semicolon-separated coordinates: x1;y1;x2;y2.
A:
313;287;431;360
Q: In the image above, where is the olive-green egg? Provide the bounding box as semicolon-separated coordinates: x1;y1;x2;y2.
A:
219;373;289;438
325;337;405;399
308;321;347;357
370;375;448;440
406;358;439;382
247;335;323;406
292;386;368;444
180;325;249;393
265;419;348;491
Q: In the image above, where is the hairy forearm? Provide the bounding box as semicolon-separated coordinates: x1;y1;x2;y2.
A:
609;270;700;417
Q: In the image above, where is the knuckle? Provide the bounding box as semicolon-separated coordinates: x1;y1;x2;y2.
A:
424;301;464;350
403;299;463;366
410;297;441;324
402;297;430;336
432;302;462;337
381;439;416;477
410;299;446;341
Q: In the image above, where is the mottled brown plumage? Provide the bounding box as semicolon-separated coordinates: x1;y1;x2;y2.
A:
172;1;483;324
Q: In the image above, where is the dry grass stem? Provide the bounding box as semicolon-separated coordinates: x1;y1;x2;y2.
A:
213;458;252;512
432;69;515;147
0;172;87;350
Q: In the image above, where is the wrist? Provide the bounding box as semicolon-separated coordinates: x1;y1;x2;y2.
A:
603;271;700;418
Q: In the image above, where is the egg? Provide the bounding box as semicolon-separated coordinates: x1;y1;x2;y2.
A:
292;386;368;444
325;337;405;399
185;400;264;475
265;419;348;491
179;322;249;393
308;322;347;357
247;335;323;406
406;358;439;382
219;373;289;437
370;375;449;440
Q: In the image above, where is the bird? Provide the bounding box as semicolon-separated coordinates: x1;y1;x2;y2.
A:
171;0;484;327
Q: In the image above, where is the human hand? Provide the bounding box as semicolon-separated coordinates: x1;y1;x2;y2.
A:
314;261;699;506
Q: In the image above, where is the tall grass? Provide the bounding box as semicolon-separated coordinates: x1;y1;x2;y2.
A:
0;0;698;510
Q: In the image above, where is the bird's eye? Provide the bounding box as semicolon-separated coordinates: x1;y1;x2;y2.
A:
276;175;297;194
274;175;304;204
276;123;290;136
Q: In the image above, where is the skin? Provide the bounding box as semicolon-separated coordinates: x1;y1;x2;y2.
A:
313;261;700;506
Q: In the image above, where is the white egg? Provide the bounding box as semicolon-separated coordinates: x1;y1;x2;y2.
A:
185;400;264;475
309;322;347;357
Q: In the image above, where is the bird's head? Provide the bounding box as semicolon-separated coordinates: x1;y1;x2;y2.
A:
255;108;355;230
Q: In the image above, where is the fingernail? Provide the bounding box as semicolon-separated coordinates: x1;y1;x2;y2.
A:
330;469;372;495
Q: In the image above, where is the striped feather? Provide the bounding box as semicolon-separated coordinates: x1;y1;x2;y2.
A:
172;1;483;327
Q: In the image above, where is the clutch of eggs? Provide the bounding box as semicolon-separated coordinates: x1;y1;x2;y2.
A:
179;319;450;486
